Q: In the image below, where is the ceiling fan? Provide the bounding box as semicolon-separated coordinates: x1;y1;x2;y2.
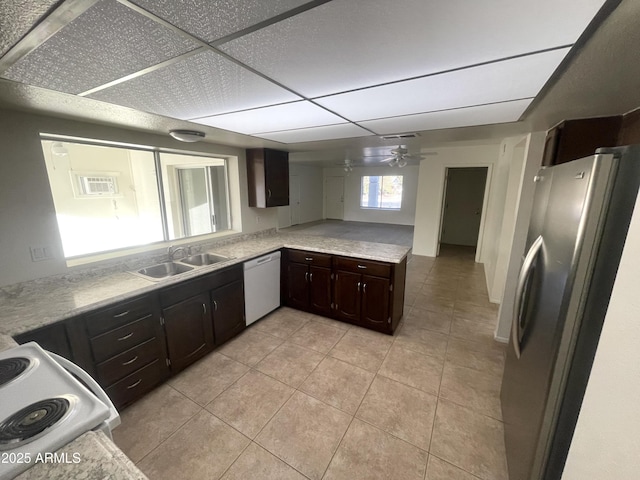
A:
361;145;436;168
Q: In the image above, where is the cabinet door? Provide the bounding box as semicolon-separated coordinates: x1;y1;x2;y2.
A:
265;149;289;207
287;262;310;310
212;280;246;345
361;275;390;329
163;292;214;374
309;266;332;316
14;322;73;360
333;270;361;323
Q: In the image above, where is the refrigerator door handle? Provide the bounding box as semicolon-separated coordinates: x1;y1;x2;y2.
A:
512;235;544;359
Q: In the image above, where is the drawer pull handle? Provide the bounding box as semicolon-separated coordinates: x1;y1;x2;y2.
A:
126;379;142;389
117;332;134;341
305;257;313;261
113;310;130;318
122;356;138;366
357;265;367;269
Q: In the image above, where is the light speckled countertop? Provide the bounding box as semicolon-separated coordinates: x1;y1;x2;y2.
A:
0;335;147;480
0;233;409;336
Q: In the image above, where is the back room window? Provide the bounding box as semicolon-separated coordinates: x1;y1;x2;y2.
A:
360;175;403;210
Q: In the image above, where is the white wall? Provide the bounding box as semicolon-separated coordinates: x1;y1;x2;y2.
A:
0;109;276;287
561;189;640;480
495;132;546;339
412;144;500;257
277;164;324;228
322;165;419;225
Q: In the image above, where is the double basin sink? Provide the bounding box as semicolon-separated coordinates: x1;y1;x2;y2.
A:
132;253;232;282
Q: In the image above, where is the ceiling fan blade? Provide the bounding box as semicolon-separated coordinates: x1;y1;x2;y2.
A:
379;156;397;163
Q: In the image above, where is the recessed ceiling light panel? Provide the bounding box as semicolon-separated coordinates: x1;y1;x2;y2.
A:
254;123;371;143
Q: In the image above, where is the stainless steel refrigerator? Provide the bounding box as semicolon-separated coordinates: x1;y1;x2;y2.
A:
501;145;640;480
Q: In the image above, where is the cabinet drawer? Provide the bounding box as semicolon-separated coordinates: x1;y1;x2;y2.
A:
96;337;163;386
334;256;391;278
90;314;156;363
105;359;166;409
85;295;155;337
287;249;332;267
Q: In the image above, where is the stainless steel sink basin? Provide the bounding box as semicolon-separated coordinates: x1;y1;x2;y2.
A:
180;253;231;267
132;262;194;281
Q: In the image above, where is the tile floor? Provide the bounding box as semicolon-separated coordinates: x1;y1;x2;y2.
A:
113;245;509;480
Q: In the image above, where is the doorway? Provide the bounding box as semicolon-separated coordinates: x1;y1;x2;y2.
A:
439;167;488;249
325;176;344;220
290;175;301;226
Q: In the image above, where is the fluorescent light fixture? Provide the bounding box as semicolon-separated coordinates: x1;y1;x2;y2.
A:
169;129;206;142
254;123;371;143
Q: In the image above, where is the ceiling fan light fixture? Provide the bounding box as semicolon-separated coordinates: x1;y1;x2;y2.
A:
51;142;68;156
169;129;206;142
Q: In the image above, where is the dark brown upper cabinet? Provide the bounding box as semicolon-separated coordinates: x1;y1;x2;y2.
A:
541;116;622;166
246;148;289;208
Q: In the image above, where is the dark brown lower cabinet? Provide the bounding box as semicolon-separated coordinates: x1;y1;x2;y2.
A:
361;275;390;328
162;292;214;374
333;270;361;323
212;280;245;345
285;261;332;316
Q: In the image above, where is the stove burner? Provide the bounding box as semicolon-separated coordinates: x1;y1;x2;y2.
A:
0;398;70;449
0;357;31;387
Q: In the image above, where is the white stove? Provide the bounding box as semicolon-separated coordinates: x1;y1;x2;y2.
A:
0;342;119;479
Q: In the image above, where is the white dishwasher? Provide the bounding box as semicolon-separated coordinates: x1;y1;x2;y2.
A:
243;251;281;326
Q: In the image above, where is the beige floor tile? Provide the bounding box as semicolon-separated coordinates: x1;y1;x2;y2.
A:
308;314;351;331
356;375;437;450
430;400;508;480
329;329;392;372
252;309;310;339
426;455;481;480
413;293;455;316
300;356;374;414
404;306;452;334
206;370;294;438
113;384;201;463
439;364;503;420
454;291;496;309
378;344;443;396
446;337;505;377
395;323;449;360
287;320;346;354
137;410;250;480
168;352;249;405
255;341;324;388
256;391;351;480
453;302;498;324
323;419;428;480
221;443;307;480
450;316;497;346
217;329;283;366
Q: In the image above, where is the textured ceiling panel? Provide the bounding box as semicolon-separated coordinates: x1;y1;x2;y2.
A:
194;101;345;134
255;123;371;143
2;0;198;94
359;99;532;135
0;0;61;56
220;0;605;97
314;48;570;121
89;51;300;119
130;0;312;43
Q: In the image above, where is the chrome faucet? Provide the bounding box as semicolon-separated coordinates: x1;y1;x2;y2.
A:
167;245;187;261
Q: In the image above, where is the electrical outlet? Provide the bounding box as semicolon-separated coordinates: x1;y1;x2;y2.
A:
30;245;54;262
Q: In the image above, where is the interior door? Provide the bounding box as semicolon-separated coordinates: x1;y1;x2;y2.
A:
440;167;487;246
290;175;301;225
325;176;344;220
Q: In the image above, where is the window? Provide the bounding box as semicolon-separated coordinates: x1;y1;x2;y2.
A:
41;138;232;259
360;175;403;210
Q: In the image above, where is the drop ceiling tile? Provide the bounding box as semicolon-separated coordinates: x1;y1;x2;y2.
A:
193;101;345;135
130;0;311;43
359;99;532;135
220;0;606;97
314;49;569;121
255;123;372;143
2;0;198;94
0;0;60;56
88;51;300;119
